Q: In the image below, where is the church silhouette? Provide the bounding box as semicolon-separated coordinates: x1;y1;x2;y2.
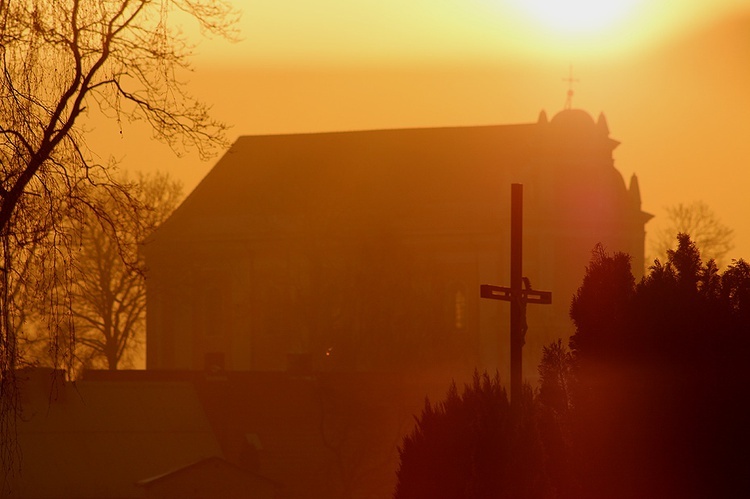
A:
144;108;651;383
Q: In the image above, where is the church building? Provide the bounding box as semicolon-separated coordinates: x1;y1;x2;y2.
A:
144;108;651;383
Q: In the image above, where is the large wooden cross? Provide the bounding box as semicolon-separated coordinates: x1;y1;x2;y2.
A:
480;183;551;407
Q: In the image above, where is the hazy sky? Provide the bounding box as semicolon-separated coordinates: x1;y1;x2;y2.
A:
89;0;750;261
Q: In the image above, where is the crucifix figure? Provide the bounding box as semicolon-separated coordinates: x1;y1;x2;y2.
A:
480;183;552;407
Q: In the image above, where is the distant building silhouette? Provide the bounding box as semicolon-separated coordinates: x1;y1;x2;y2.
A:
10;367;223;498
144;109;651;382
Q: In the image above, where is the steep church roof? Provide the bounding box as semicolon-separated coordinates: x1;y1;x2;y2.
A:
145;111;630;252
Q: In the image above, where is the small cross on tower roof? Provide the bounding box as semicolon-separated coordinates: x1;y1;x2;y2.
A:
562;64;579;110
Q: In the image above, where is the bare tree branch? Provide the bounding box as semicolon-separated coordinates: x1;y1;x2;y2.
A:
650;201;734;268
0;0;237;485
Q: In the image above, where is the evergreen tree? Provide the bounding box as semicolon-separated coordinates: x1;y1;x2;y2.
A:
569;244;635;363
568;235;750;497
394;372;547;499
536;340;577;499
394;235;750;498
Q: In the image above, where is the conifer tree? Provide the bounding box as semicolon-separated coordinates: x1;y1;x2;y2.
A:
394;372;547;499
568;235;750;497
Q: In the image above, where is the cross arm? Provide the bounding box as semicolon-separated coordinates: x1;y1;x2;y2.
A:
480;284;552;305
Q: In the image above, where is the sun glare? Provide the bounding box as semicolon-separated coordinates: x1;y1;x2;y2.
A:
513;0;642;34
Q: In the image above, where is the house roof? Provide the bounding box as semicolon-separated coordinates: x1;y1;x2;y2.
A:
136;455;279;488
82;368;458;499
10;368;222;498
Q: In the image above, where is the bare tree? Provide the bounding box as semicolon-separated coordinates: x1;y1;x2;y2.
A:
650;201;734;267
67;172;182;371
0;0;237;483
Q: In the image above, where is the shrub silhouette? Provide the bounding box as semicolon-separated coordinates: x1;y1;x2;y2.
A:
394;371;547;499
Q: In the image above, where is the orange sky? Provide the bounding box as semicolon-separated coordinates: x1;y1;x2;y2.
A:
88;0;750;263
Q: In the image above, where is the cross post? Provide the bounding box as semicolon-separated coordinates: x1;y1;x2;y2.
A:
480;183;551;408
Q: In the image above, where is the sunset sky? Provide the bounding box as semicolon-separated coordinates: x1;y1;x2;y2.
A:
90;0;750;262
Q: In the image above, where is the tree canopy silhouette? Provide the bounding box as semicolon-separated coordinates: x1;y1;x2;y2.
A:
0;0;236;483
395;235;750;498
565;234;750;497
70;173;182;371
394;372;547;499
651;201;734;267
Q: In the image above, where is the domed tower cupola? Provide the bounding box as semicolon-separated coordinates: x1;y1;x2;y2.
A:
539;108;631;245
547;109;620;161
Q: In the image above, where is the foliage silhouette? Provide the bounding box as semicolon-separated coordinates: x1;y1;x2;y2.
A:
567;235;750;497
395;235;750;498
569;244;635;363
394;371;548;499
536;339;578;499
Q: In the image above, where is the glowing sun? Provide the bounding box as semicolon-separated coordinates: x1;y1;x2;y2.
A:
513;0;642;34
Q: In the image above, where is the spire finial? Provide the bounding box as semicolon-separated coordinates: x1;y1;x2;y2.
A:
562;64;579;110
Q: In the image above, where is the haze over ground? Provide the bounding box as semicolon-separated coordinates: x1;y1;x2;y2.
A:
85;0;750;263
